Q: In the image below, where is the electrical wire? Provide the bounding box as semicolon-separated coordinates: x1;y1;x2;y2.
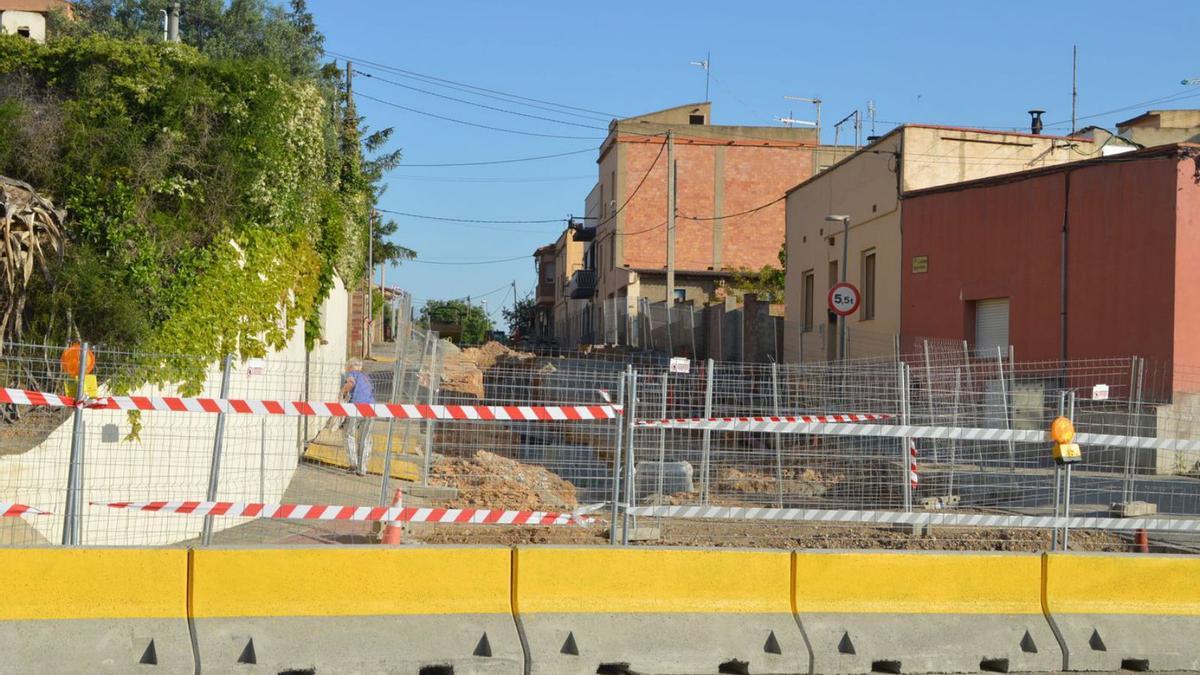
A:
327;48;618;121
677;194;787;221
394;148;595;168
354;92;604;140
593;134;667;230
388;174;593;184
407;254;531;266
376;207;566;225
354;69;608;131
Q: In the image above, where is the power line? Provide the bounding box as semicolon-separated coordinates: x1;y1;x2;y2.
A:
678;194;787;221
394;147;595;168
355;91;603;141
376;207;566;224
354;69;607;131
325;48;619;121
389;174;593;184
594;133;668;230
408;254;531;266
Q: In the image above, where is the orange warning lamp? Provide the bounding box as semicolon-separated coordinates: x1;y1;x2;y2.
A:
1050;416;1075;444
1049;416;1081;465
60;343;95;376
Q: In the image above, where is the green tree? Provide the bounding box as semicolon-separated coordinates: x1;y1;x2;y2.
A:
502;297;537;338
419;300;492;345
729;242;786;302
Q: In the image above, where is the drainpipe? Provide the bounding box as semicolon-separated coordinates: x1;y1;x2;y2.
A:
1060;171;1071;362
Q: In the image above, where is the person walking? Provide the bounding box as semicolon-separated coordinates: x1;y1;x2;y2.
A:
341;359;375;475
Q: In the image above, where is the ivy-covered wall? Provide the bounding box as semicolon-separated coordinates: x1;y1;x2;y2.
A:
0;32;373;389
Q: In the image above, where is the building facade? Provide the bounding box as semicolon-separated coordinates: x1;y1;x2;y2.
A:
900;144;1200;395
1117;110;1200;147
563;102;821;347
0;0;69;42
783;124;1110;362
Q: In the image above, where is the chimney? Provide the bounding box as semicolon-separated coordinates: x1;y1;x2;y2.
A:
167;3;180;43
1028;109;1045;135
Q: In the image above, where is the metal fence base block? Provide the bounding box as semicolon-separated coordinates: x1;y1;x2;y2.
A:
0;619;193;675
192;615;522;675
800;613;1062;674
520;613;806;675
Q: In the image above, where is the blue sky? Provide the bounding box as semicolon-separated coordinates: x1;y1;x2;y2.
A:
307;0;1200;321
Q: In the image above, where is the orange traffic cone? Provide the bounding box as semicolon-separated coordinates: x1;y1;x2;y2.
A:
381;486;404;545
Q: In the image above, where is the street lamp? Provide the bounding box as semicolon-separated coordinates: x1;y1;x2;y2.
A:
825;215;850;360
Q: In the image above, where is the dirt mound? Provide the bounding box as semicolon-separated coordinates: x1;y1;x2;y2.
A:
438;341;534;399
430;450;578;511
716;466;833;498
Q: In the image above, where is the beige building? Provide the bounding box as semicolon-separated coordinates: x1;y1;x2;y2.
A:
1117;109;1200;146
783;124;1113;362
0;0;69;42
551;224;588;346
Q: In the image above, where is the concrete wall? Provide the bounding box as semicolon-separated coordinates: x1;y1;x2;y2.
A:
0;10;46;42
0;276;350;545
1118;110;1200;146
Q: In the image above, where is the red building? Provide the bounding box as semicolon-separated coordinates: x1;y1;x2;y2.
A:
901;144;1200;393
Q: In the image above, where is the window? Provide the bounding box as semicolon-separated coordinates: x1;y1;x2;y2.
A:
689;114;705;125
828;260;839;289
974;298;1010;355
674;288;687;304
543;261;555;283
803;271;815;332
17;27;31;39
861;250;876;321
610;236;615;269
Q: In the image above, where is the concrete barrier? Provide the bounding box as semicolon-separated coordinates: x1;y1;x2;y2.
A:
1044;552;1200;671
794;551;1060;674
0;548;193;674
513;546;805;675
190;546;522;674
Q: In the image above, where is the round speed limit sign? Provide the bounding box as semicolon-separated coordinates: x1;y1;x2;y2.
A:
828;282;861;316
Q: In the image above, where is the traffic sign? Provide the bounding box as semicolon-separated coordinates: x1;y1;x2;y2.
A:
828;282;861;316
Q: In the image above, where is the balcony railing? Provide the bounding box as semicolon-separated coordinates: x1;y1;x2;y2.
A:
568;268;597;299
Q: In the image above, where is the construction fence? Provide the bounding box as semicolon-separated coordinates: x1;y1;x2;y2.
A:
3;315;1200;552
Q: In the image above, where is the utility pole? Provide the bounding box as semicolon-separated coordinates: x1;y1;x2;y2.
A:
665;131;676;305
167;2;180;43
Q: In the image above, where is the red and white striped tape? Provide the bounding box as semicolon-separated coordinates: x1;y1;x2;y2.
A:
93;500;594;526
1;387;618;421
909;441;919;489
635;412;893;430
1;502;50;517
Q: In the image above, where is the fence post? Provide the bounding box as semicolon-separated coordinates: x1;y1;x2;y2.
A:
608;369;628;545
60;342;91;546
665;300;674;356
996;346;1016;470
1063;390;1077;550
950;367;961;499
700;358;715;504
621;369;640;545
898;360;913;512
688;305;697;358
201;354;235;546
771;362;784;508
378;321;413;505
923;340;938;463
1052;391;1066;551
421;337;440;486
1122;356;1145;504
657;372;667;503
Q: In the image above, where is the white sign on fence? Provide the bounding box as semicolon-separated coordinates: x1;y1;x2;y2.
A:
1092;384;1109;401
669;357;691;374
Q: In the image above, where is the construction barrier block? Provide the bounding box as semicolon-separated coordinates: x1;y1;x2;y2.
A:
0;548;192;674
1044;552;1200;671
513;546;805;675
794;551;1060;674
190;546;521;674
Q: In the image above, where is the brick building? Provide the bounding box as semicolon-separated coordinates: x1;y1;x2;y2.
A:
561;102;824;346
901;143;1200;396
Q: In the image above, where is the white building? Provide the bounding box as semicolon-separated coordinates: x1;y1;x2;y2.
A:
0;1;70;43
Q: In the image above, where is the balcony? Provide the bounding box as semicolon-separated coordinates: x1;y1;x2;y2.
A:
568;268;597;299
572;225;597;242
536;280;555;306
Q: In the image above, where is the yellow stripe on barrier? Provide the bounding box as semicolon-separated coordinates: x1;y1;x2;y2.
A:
1045;553;1200;616
794;551;1043;615
514;547;791;614
0;548;187;620
191;547;512;618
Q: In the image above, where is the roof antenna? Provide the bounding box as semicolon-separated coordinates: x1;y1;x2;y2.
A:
689;52;710;102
